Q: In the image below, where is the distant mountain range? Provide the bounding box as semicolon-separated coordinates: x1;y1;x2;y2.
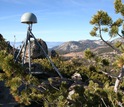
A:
51;38;123;54
10;41;63;49
10;38;123;55
51;39;104;54
46;42;63;48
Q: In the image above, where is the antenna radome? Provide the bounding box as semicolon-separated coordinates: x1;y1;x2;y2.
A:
21;12;37;24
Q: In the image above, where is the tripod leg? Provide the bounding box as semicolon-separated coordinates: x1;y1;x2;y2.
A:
22;32;29;65
15;42;25;63
15;28;32;73
28;35;31;72
30;31;63;78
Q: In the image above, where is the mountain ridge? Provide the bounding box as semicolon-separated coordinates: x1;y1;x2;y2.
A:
51;38;122;54
10;38;122;55
51;39;103;54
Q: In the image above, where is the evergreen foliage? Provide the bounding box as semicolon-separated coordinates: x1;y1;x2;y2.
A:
0;37;121;106
1;0;124;106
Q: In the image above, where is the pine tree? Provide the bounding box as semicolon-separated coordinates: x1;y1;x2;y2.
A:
90;0;124;93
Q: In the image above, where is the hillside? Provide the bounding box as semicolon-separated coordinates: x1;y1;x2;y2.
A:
52;40;102;54
50;38;122;58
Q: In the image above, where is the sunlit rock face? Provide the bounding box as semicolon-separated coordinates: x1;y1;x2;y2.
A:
21;39;48;63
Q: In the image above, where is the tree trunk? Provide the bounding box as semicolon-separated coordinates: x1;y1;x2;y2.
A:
114;65;124;92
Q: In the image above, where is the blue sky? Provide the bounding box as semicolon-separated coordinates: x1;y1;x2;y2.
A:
0;0;122;42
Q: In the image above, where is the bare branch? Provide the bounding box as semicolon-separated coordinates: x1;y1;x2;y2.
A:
98;22;120;53
101;98;108;107
117;32;123;38
100;70;117;79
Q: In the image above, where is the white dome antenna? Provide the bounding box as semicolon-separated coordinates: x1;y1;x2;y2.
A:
21;12;37;24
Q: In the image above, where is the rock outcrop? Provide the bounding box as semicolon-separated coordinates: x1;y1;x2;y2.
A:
22;39;48;63
51;50;59;58
0;34;13;53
